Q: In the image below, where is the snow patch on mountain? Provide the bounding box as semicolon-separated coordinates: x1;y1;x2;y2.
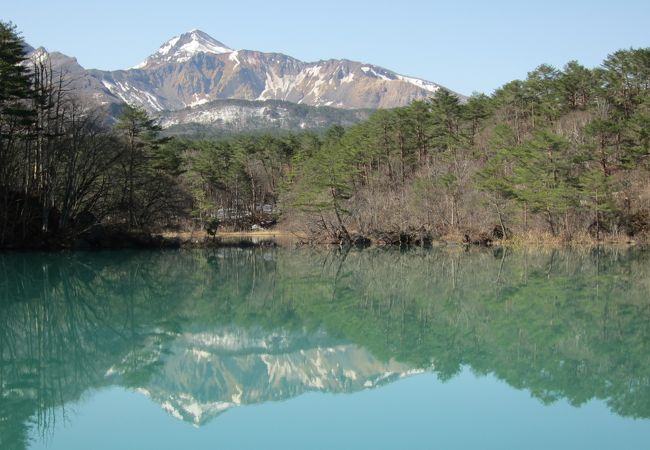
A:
158;36;180;56
396;74;440;93
188;93;210;108
258;64;331;103
361;66;392;81
101;79;165;111
229;51;240;67
341;72;356;84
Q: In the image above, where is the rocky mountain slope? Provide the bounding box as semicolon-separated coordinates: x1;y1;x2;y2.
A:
25;29;457;131
105;325;426;426
27;47;118;109
90;29;448;113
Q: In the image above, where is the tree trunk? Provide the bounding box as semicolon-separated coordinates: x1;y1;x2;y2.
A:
330;188;351;243
495;202;508;240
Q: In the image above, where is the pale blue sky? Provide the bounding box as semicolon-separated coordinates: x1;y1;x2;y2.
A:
4;0;649;95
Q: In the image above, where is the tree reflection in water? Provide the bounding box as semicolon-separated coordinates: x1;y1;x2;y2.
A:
1;247;649;449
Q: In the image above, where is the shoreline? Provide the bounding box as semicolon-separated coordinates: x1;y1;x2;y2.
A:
0;227;645;251
0;224;650;252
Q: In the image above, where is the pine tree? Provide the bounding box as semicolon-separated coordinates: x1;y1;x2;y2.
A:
557;61;596;110
292;126;356;241
115;105;164;229
0;21;34;245
509;131;579;235
0;22;32;115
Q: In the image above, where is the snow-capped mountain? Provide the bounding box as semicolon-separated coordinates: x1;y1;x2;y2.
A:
25;30;460;132
133;30;233;69
105;326;428;426
90;29;450;113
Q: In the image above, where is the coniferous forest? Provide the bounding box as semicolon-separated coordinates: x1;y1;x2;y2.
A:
2;21;650;248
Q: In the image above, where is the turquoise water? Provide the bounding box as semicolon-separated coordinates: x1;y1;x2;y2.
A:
1;247;650;449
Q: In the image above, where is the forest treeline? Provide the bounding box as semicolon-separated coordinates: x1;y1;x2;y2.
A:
286;49;650;244
1;21;649;247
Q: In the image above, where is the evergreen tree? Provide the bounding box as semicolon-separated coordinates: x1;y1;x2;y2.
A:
0;21;32;115
429;89;463;152
524;64;562;125
463;93;492;146
292;125;356;240
115;105;175;229
0;22;35;244
509;131;579;235
557;61;596;110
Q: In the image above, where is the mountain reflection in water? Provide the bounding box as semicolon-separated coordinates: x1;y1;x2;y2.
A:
1;247;649;449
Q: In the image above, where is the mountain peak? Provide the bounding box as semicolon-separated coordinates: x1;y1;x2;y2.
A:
133;30;233;69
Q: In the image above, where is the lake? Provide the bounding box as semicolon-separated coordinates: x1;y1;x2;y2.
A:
1;247;649;449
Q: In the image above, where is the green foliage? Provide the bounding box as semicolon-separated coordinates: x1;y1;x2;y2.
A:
0;22;32;111
179;133;301;230
115;105;186;228
477;125;518;196
429;89;464;151
600;48;650;118
3;19;650;245
285;52;650;238
511;131;577;211
292;126;355;212
557;60;597;110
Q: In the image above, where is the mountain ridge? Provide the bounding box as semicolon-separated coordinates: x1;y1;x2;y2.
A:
105;29;451;111
24;29;461;131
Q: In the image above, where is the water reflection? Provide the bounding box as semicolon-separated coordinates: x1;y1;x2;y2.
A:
0;247;649;449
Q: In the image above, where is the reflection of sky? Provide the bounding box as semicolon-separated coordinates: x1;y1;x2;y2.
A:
30;368;650;450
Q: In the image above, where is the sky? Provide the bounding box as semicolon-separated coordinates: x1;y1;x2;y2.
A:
4;0;650;95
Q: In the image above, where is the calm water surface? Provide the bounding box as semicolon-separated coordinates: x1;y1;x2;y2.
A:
1;247;649;449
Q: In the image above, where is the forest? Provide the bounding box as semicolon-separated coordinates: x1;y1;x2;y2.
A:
1;21;650;248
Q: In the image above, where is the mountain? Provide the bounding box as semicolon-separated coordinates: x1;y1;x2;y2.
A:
24;46;367;132
105;325;425;426
24;30;458;132
90;29;450;113
31;48;117;103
